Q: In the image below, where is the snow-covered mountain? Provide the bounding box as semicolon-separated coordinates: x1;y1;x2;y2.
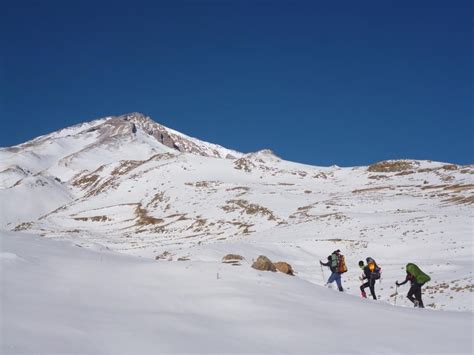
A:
1;112;473;353
0;112;241;225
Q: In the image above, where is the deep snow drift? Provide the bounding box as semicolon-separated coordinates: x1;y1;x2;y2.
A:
1;232;472;354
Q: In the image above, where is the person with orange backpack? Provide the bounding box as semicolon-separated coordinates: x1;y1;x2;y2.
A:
320;249;347;292
359;257;381;300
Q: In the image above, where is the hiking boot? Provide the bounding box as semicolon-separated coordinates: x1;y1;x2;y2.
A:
414;300;420;308
361;291;367;298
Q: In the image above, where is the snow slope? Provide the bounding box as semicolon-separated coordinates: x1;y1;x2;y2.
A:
4;153;470;311
1;113;473;353
1;231;472;354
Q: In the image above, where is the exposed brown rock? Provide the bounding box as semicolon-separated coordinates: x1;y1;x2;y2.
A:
367;160;415;173
313;172;328;179
444;184;474;192
72;174;100;189
234;158;255;172
251;255;276;272
273;262;294;276
221;199;276;221
135;204;164;225
352;186;391;194
155;251;173;260
73;215;110;222
13;222;33;231
395;170;415;176
442;164;458;171
368;175;389;180
222;254;245;263
111;160;142;177
443;196;474;205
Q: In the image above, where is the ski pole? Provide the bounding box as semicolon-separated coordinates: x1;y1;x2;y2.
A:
394;284;398;306
320;263;326;283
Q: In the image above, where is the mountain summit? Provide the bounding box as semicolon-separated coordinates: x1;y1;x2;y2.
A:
3;112;241;171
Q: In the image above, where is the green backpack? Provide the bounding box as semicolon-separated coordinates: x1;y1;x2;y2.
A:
406;263;431;284
330;252;347;273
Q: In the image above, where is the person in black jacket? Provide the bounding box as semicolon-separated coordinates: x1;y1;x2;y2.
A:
359;257;380;300
396;271;428;308
396;272;422;307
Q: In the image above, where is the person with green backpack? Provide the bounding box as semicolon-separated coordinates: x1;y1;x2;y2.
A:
396;263;431;308
320;249;347;292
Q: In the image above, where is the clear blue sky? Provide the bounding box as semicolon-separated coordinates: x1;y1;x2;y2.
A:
2;0;472;166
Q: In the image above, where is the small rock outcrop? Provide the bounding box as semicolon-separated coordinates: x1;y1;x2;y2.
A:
155;251;173;261
222;254;245;263
273;262;294;276
367;160;415;173
251;255;276;272
442;164;458;171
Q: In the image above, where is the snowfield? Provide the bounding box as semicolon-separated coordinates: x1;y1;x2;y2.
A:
1;232;472;354
0;113;473;353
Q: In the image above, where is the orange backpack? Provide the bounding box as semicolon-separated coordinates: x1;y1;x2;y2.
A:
337;254;348;273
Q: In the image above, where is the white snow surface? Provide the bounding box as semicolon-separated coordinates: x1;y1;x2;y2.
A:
0;113;473;353
1;231;472;354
